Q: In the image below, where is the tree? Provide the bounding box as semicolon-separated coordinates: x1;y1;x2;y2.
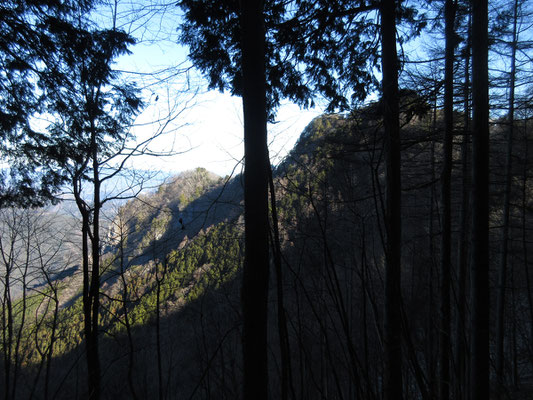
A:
439;1;457;399
178;0;390;114
179;1;272;396
33;9;144;398
494;1;520;396
0;0;96;207
380;0;402;398
240;1;269;398
470;0;490;398
0;207;76;400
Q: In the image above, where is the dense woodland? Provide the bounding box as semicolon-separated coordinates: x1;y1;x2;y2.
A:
1;0;533;399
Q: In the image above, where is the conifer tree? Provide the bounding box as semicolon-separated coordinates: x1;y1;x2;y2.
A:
0;0;95;207
470;0;490;398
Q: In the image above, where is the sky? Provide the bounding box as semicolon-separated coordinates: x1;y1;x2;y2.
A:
109;2;325;178
91;0;532;179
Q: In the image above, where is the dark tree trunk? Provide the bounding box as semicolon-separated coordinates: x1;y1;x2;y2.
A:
440;1;457;399
454;19;471;398
495;1;518;396
428;96;438;399
156;260;168;400
470;0;490;399
268;165;293;400
522;118;533;361
2;246;13;400
381;0;402;398
80;206;97;400
76;137;101;400
86;139;102;400
44;289;59;400
116;215;138;400
240;0;269;399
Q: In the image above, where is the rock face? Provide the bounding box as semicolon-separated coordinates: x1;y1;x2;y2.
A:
107;167;243;268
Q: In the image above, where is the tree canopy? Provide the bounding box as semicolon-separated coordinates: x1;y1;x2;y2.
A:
0;0;141;207
178;0;424;116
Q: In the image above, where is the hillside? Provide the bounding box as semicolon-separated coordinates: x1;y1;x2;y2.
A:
2;107;533;399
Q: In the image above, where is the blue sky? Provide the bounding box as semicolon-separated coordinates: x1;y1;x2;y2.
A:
107;1;324;177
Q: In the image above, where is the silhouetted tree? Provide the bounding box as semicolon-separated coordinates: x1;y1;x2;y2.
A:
240;1;270;398
380;0;402;398
494;1;519;397
470;0;490;399
0;0;95;207
439;1;457;399
36;9;143;399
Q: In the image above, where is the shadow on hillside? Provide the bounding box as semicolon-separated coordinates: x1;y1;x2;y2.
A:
8;266;244;400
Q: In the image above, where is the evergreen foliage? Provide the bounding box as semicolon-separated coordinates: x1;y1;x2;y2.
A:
0;0;95;207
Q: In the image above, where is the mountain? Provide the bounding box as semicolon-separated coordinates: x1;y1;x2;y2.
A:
2;107;533;399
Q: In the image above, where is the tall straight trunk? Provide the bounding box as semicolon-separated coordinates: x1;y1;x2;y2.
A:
87;139;101;400
522;119;533;352
454;18;471;399
76;134;101;400
44;289;59;400
80;206;95;399
440;2;457;399
428;95;438;399
268;165;293;400
2;250;13;400
155;260;167;400
240;1;269;399
12;227;31;400
470;0;490;399
117;218;138;400
495;1;519;396
381;0;402;398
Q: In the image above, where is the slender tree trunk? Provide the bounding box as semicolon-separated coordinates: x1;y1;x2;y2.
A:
76;135;102;400
12;224;30;400
495;1;519;397
87;141;102;400
522;119;533;355
455;34;470;400
381;0;402;398
455;14;471;400
117;217;138;400
440;2;457;399
470;0;490;398
81;208;95;399
45;289;59;400
240;0;269;399
2;249;13;400
428;98;438;399
156;260;168;400
268;165;294;400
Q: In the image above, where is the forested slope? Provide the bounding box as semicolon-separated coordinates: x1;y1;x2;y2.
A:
2;106;533;399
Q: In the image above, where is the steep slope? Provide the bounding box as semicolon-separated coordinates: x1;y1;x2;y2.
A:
5;106;533;399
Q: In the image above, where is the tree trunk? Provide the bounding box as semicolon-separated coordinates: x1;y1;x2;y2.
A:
87;139;102;400
440;1;457;399
381;0;402;398
240;0;269;399
454;12;471;400
428;96;437;398
495;1;519;396
470;0;490;398
268;165;293;400
44;289;59;400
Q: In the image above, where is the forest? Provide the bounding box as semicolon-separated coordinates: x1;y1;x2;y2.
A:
1;0;532;399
